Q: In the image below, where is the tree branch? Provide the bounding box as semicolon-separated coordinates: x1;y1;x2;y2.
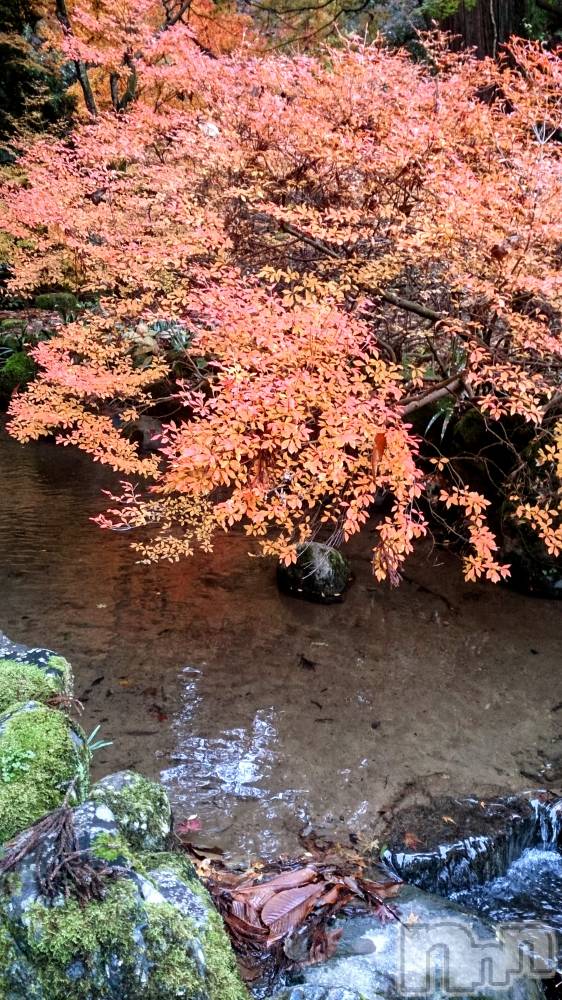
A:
378;290;442;323
277;218;444;323
401;377;464;416
109;47;138;111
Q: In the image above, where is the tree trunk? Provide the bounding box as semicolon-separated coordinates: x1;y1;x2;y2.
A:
441;0;527;57
55;0;97;116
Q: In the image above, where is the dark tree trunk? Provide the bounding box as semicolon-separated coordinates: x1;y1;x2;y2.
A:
441;0;527;57
55;0;97;116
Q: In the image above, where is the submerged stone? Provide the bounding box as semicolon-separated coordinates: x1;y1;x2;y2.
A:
0;701;88;843
277;543;351;603
90;770;172;851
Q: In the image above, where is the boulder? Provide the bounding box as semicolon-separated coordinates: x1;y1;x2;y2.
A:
382;792;562;895
89;770;172;851
0;701;88;843
0;647;73;713
281;884;547;1000
33;293;78;319
277;543;351;603
0;782;249;1000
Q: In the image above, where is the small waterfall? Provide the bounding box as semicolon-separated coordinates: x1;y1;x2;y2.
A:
534;798;562;849
383;796;562;897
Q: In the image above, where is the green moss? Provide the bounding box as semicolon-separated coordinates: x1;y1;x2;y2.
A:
143;853;248;1000
143;905;205;997
0;350;37;402
0;656;72;712
91;830;136;867
0;703;89;844
200;900;249;1000
26;879;147;998
90;771;171;851
46;654;74;691
421;0;476;15
142;851;196;883
17;873;249;999
34;293;77;318
0;318;25;331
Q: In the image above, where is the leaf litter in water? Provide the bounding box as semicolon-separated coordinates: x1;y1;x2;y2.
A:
177;825;402;985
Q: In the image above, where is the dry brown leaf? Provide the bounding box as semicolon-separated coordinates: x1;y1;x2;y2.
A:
403;832;423;849
263;883;326;943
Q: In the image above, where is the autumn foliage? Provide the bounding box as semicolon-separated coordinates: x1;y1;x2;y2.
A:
2;6;561;583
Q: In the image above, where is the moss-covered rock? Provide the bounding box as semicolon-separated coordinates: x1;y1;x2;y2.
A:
0;801;249;999
90;770;172;851
33;292;78;319
0;650;73;713
0;350;37;403
0;701;88;843
0;636;248;999
277;542;351;603
17;877;248;1000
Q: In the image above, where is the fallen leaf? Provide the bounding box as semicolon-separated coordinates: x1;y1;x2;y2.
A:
176;815;202;834
403;831;423;849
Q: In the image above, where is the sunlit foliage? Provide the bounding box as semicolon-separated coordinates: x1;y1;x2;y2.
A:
2;11;561;582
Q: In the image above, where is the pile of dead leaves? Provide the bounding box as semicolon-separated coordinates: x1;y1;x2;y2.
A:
178;828;402;984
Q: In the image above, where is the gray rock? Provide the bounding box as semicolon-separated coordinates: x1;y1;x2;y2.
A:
282;884;547;1000
89;770;172;850
148;867;209;929
0;633;28;658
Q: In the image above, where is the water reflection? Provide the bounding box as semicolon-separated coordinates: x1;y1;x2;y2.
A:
0;422;560;864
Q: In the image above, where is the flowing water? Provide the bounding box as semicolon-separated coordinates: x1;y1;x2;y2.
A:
0;420;561;866
452;846;562;928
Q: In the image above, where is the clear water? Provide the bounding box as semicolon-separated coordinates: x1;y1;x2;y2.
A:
0;421;561;865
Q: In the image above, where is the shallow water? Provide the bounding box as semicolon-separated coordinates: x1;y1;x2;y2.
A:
0;421;561;864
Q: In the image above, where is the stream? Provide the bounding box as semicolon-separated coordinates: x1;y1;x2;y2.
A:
0;420;561;868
